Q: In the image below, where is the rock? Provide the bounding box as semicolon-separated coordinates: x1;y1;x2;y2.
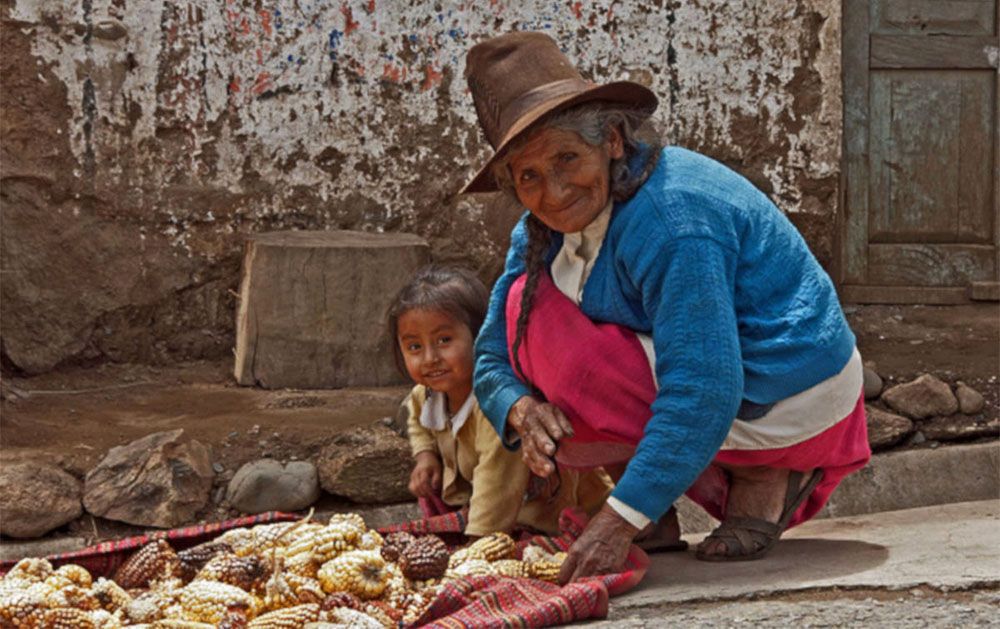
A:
317;425;413;503
919;416;999;442
955;382;986;415
863;364;883;400
0;463;82;538
83;429;214;528
866;406;914;450
226;459;320;514
881;374;958;419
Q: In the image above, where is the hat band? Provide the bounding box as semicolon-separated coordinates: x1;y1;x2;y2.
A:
496;78;593;143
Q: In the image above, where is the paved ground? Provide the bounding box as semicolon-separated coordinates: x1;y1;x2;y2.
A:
591;500;999;626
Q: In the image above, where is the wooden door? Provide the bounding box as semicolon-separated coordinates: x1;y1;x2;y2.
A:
841;0;1000;303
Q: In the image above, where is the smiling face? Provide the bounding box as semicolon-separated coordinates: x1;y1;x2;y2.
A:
397;307;475;412
508;126;624;233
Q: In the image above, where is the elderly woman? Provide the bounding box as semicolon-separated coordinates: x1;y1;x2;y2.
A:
464;32;871;582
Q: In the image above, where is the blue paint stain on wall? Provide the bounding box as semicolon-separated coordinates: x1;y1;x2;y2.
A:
328;29;343;60
447;27;465;40
408;34;418;43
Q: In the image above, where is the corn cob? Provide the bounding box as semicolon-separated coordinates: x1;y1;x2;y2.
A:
526;560;562;582
175;581;260;625
91;578;131;613
446;546;486;569
284;520;362;565
446;559;497;579
177;541;232;581
282;551;319;579
245;603;320;628
114;540;181;589
319;591;363;612
194;553;269;593
467;532;516;562
327;513;366;532
88;609;125;629
215;602;250;629
361;602;396;629
357;530;383;551
38;608;97;629
4;558;53;584
54;564;93;589
0;588;46;628
46;584;102;611
398;536;449;581
492;559;529;578
147;620;217;628
316;551;388;600
324;606;384;629
125;590;176;625
521;545;564;564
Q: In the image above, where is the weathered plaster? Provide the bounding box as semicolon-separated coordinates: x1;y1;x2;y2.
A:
1;0;842;373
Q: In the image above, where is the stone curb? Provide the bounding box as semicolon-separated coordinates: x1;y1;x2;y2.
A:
677;441;999;534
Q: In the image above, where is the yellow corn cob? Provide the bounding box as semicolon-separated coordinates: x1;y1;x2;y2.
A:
245;603;320;628
125;591;172;624
46;584;102;611
361;602;397;629
282;551;318;579
324;606;385;629
526;560;562;582
91;578;132;613
284;524;359;565
316;551;388;600
467;532;516;562
0;588;46;627
3;558;53;584
357;530;383;551
327;513;366;532
521;545;562;564
54;564;93;589
175;581;259;625
88;609;125;629
148;620;217;628
38;608;97;629
492;559;529;578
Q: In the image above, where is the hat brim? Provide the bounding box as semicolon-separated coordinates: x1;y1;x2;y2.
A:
460;81;658;195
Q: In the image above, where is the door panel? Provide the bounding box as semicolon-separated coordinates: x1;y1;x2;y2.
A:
840;0;999;302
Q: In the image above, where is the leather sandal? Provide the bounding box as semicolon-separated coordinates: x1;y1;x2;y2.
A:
695;468;824;562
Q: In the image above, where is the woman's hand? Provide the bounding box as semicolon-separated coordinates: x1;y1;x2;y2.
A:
558;504;639;584
408;451;442;498
507;396;574;477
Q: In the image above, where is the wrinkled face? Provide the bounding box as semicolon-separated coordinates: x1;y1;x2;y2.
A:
397;308;475;411
509;126;624;233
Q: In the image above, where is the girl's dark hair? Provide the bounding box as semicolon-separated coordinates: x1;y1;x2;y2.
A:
386;265;490;376
505;103;662;390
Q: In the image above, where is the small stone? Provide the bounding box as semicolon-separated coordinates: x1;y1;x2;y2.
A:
905;430;926;446
226;459;320;514
228;431;239;439
881;374;959;419
919;416;999;442
865;406;914;450
212;463;225;473
249;424;260;435
955;382;985;415
316;425;412;503
863;365;883;400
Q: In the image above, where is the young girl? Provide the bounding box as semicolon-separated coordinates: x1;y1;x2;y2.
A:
387;265;611;537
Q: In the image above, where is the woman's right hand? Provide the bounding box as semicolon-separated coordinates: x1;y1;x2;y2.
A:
409;451;443;497
507;396;574;477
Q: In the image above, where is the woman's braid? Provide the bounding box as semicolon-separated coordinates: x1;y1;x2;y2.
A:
510;214;552;393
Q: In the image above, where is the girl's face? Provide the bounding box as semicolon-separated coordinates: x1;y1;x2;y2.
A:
509;126;624;233
397;307;475;410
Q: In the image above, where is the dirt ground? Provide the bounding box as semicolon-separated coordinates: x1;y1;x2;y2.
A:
0;302;997;542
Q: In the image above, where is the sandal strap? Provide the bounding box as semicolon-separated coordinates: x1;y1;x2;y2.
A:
703;517;781;556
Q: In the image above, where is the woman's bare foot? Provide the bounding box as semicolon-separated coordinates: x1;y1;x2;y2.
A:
696;465;813;559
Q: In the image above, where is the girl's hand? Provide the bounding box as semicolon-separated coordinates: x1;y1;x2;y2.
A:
507;396;574;478
558;504;639;584
409;451;443;498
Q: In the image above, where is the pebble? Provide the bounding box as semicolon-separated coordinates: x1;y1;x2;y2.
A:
228;431;239;439
905;431;926;446
212;463;224;473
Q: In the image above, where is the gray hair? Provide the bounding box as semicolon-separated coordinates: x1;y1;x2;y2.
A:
490;104;662;202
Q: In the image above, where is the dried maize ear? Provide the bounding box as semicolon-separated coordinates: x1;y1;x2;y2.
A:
46;584;102;611
88;609;125;629
114;540;182;589
361;602;397;629
125;592;172;624
446;559;497;579
446;547;486;569
357;530;383;551
38;608;97;629
467;532;516;562
194;553;269;593
176;581;259;625
492;559;529;578
282;552;318;579
526;560;562;582
3;558;53;584
54;564;93;589
0;588;46;628
91;578;131;613
521;545;561;564
326;513;366;532
177;541;231;582
148;620;217;628
245;603;319;628
316;551;388;600
324;606;384;629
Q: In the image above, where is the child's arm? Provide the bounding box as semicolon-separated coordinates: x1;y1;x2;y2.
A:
405;389;442;498
463;413;532;537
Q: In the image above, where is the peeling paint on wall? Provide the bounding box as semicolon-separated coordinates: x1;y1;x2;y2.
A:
1;0;842;373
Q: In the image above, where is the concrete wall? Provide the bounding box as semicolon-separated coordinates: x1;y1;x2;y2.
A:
1;0;842;374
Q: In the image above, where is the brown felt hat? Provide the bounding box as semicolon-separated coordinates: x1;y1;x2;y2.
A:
461;31;658;194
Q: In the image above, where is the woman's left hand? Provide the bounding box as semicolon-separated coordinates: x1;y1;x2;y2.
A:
558;504;640;584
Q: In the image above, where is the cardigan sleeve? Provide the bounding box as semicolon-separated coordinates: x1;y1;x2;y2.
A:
473;214;533;448
463;410;532;536
404;387;439;457
610;233;744;522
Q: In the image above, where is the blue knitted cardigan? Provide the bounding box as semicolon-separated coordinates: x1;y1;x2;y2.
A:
473;146;855;521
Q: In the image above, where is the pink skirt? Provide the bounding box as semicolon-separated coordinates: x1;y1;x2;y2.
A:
505;273;871;528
